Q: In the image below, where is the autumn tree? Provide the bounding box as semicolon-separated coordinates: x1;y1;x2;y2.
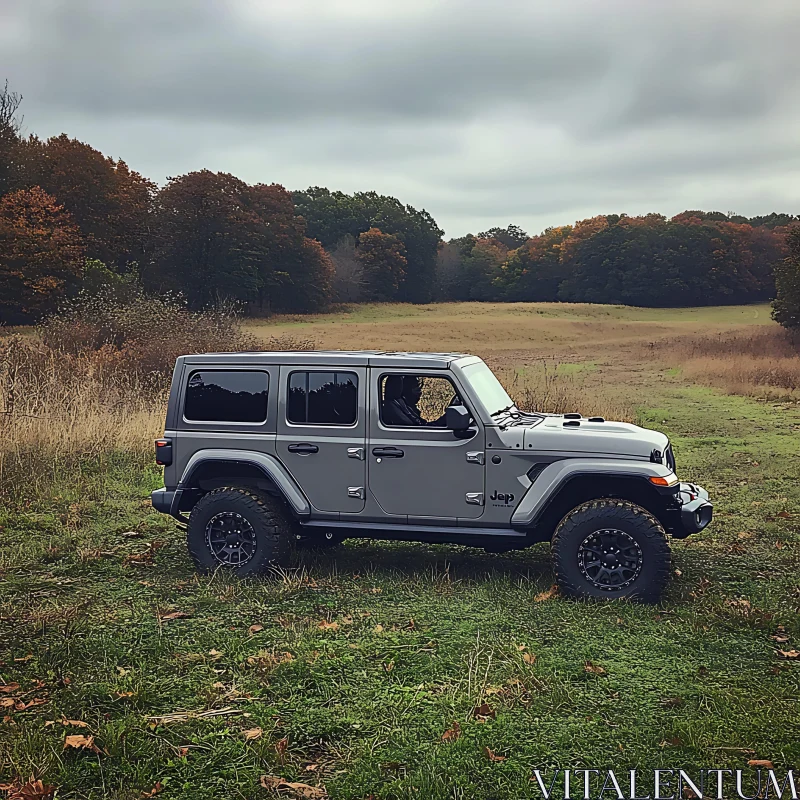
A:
151;172;332;313
495;226;572;301
773;228;800;329
0;187;85;322
357;227;407;301
294;188;443;303
18;134;155;272
477;224;529;250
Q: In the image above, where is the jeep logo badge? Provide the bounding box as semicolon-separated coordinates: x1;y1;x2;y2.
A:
490;490;515;506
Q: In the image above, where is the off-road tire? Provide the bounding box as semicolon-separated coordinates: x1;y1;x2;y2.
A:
187;487;293;578
294;530;347;551
552;499;670;603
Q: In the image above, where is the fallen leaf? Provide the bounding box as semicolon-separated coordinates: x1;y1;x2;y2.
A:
516;644;526;652
259;774;327;799
14;655;33;663
534;585;558;602
771;634;790;643
141;782;163;798
177;747;189;758
318;621;339;631
748;760;774;769
373;624;384;633
522;652;537;665
248;624;264;635
0;777;57;799
305;764;318;772
584;661;606;675
208;649;223;659
243;727;263;741
383;660;394;673
472;703;496;722
776;511;792;519
158;611;191;622
441;721;461;742
63;734;102;754
485;747;507;762
113;691;134;699
276;736;288;764
778;649;800;659
0;683;20;694
370;587;382;594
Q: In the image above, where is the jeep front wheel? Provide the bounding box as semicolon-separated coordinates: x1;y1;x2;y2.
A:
187;487;293;577
552;499;670;603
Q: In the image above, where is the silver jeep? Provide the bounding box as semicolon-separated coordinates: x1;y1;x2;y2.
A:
151;351;712;602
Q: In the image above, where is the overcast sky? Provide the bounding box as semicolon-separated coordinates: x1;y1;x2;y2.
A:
2;0;799;237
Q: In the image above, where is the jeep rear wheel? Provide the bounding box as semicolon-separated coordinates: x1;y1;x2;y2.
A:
552;499;670;603
187;488;293;577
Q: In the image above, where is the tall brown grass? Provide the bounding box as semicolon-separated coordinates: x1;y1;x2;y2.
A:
660;327;800;400
497;363;634;421
0;291;314;499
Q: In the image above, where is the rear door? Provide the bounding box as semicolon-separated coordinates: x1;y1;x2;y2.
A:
276;366;367;514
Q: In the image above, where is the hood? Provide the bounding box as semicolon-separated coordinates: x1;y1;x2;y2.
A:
515;414;669;461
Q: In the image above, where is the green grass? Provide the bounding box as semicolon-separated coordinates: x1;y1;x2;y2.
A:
1;388;799;799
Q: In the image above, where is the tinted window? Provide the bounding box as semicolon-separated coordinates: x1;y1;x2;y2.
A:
287;371;358;425
184;370;268;423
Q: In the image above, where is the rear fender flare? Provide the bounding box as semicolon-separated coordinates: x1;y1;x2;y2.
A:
179;449;311;516
510;459;675;527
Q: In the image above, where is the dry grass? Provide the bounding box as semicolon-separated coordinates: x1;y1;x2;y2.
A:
661;327;800;400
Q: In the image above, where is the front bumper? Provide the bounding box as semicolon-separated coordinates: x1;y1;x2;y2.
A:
676;482;713;536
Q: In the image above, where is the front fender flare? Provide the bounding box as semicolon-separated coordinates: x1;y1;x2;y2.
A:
510;459;675;527
179;449;311;516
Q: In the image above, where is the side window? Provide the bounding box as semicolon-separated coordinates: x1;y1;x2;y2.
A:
287;371;358;426
184;370;269;423
380;374;462;428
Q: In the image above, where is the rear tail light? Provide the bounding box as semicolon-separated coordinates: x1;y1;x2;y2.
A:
155;438;173;466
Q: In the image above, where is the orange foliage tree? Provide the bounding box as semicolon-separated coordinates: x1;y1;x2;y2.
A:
0;187;85;322
357;227;407;301
19;134;155;272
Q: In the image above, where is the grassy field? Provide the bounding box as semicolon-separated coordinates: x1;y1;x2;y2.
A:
1;302;799;799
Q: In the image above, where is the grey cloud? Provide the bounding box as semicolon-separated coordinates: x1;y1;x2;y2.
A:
1;0;799;236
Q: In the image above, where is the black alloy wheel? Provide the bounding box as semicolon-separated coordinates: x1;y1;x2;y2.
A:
577;528;643;591
205;511;257;567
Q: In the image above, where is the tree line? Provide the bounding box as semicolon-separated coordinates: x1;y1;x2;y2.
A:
1;80;799;326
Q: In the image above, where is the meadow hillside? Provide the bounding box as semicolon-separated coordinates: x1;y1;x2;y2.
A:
0;302;798;800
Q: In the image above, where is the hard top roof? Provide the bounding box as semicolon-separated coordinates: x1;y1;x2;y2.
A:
180;350;480;369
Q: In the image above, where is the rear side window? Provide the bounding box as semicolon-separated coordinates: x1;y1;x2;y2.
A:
287;371;358;425
184;370;269;423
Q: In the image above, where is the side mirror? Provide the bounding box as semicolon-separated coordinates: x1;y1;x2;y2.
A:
445;404;470;431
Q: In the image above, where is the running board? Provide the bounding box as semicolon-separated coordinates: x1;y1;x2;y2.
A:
301;519;526;538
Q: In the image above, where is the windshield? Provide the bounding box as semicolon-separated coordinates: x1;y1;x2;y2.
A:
460;361;514;417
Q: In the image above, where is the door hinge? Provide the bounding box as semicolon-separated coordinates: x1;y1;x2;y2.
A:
466;492;485;506
348;486;365;499
347;447;365;460
466;451;485;465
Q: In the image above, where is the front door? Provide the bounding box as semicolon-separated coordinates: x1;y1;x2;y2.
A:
277;366;367;514
367;370;485;520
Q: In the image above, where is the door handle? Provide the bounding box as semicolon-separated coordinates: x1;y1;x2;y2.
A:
288;443;319;455
372;447;404;458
